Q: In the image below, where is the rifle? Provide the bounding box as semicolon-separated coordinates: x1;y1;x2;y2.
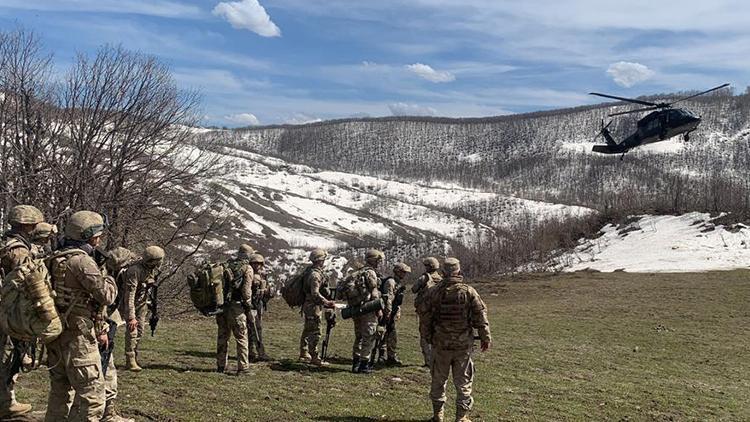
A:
320;282;336;361
100;319;118;376
370;285;406;366
148;283;159;336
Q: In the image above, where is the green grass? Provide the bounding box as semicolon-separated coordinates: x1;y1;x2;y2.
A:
16;270;750;421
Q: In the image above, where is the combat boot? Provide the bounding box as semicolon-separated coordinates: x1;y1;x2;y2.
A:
455;407;471;422
125;352;142;372
299;350;311;362
217;365;225;374
430;402;444;422
351;357;361;373
356;360;372;374
386;356;402;366
0;401;33;419
102;399;135;422
309;352;329;367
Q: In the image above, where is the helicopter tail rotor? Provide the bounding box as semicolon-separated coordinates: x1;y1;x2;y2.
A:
592;119;616;145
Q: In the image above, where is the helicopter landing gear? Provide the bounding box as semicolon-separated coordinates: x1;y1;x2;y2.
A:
620;152;626;161
684;131;692;142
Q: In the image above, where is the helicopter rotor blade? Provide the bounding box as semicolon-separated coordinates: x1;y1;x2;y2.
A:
589;92;658;107
608;106;660;117
670;83;730;105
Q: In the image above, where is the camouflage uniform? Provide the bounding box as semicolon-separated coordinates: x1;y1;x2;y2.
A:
300;266;329;362
413;258;443;367
247;267;268;361
339;249;384;373
216;256;253;374
422;258;491;422
45;210;117;421
121;246;163;370
0;232;34;420
378;263;411;363
0;205;45;420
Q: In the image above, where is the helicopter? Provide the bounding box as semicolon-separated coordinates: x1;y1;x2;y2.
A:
588;83;730;157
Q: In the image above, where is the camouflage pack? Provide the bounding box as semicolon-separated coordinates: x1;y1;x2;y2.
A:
187;261;226;316
0;256;62;343
280;267;310;308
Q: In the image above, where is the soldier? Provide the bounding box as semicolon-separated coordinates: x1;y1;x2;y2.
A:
216;244;254;374
423;258;491;422
0;205;45;420
377;262;411;365
340;249;384;374
299;249;335;366
247;253;270;362
29;221;57;259
413;257;443;367
121;245;165;371
45;210;117;421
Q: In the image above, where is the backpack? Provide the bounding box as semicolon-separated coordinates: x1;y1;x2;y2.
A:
0;253;62;344
106;247;137;311
187;262;226;316
280;267;310;308
338;268;371;306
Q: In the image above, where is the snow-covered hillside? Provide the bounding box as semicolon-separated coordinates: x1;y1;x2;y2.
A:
558;213;750;272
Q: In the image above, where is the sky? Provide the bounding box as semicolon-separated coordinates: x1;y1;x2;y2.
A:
0;0;748;127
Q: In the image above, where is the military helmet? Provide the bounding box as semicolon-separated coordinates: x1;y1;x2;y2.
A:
309;248;328;262
443;257;460;273
238;244;255;258
422;257;440;271
31;222;57;241
393;263;412;274
249;253;265;264
365;249;385;262
65;211;105;241
8;205;44;226
144;245;165;261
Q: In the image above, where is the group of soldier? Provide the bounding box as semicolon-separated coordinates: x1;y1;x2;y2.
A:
1;205;163;422
1;203;493;422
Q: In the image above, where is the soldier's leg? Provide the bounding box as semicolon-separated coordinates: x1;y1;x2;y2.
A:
452;349;475;419
229;305;250;373
418;317;432;367
216;314;230;372
134;301;148;356
246;311;259;360
254;312;267;358
304;311;321;357
359;315;378;362
45;340;74;421
352;317;364;360
386;325;398;361
429;348;452;415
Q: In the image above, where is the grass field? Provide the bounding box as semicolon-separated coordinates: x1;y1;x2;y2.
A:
15;270;750;421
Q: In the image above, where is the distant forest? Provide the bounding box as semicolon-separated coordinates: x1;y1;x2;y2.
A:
204;90;750;218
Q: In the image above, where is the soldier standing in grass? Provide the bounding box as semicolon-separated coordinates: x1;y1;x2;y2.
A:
0;205;45;420
216;245;254;374
299;249;335;366
45;211;117;421
247;253;271;362
339;249;384;374
413;257;443;367
377;262;411;365
423;257;491;422
121;245;164;371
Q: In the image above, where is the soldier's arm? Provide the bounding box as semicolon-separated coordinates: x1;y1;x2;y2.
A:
241;264;254;310
469;288;492;344
308;271;327;306
6;244;31;270
76;256;117;306
122;266;139;320
411;274;426;294
383;278;396;315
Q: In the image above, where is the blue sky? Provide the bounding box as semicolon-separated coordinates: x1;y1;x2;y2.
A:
0;0;748;126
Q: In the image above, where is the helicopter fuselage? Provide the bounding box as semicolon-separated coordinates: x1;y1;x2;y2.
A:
595;108;701;154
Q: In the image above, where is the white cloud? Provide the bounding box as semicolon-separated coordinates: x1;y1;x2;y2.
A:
213;0;281;37
225;113;261;125
606;62;655;87
388;102;437;116
284;113;322;125
406;63;456;83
